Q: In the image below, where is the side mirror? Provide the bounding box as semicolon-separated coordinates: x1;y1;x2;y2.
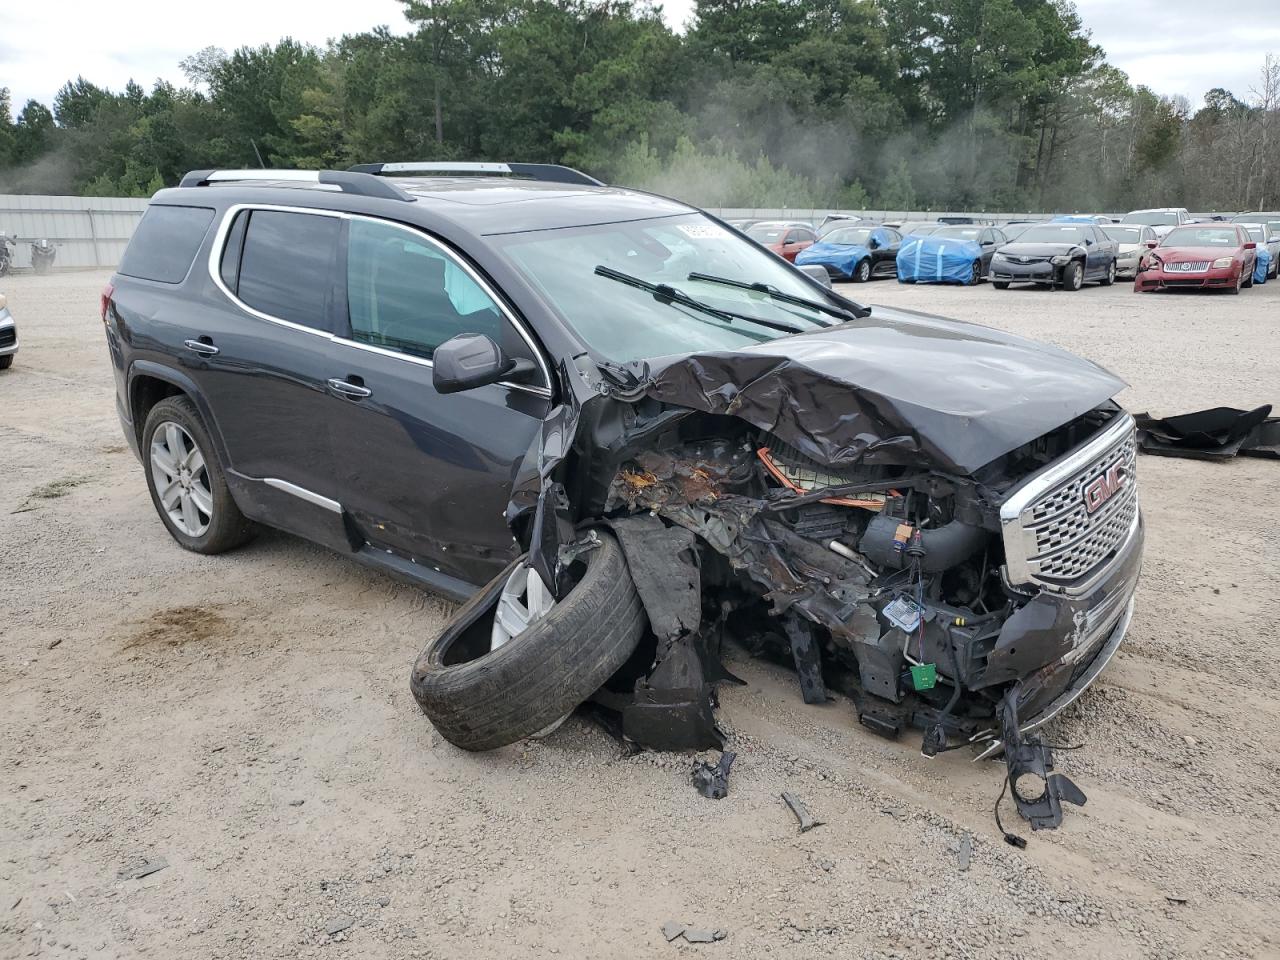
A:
432;333;534;395
796;263;833;289
868;238;881;250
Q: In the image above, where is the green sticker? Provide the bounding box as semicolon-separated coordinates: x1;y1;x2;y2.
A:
910;663;938;691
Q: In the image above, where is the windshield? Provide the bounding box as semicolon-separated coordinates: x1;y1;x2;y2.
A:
898;223;939;236
823;227;874;245
932;226;981;240
1162;226;1240;246
1122;211;1178;225
746;224;790;242
1103;226;1143;243
494;213;837;363
1015;225;1090;244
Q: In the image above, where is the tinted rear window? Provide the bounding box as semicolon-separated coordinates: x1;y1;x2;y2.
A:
237;210;342;330
118;205;215;283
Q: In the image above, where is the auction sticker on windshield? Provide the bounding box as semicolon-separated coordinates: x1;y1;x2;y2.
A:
678;223;730;240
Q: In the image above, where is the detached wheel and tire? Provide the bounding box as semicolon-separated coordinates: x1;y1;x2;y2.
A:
1061;261;1085;291
852;259;872;283
142;396;256;554
411;530;646;751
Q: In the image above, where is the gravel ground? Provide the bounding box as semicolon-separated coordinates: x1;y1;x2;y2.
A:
1;269;1278;960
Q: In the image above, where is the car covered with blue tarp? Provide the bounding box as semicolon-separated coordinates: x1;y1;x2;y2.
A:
897;233;984;285
1254;245;1271;284
794;225;902;282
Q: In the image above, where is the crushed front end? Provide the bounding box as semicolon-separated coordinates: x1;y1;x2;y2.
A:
510;315;1143;831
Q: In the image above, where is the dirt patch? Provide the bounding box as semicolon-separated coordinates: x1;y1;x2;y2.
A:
12;475;88;512
124;605;229;649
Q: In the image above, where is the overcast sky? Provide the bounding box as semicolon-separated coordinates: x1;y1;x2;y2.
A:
3;0;1279;116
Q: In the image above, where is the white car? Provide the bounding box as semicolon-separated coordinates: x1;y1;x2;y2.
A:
1119;207;1190;238
0;292;16;370
1101;224;1159;278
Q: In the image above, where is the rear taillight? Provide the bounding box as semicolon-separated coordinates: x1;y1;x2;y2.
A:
100;282;115;323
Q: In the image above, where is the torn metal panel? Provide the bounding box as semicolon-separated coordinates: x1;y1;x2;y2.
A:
642;307;1125;475
609;514;701;640
1135;405;1279;460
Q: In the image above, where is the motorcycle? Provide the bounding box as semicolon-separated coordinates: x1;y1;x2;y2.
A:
0;233;14;277
30;238;57;275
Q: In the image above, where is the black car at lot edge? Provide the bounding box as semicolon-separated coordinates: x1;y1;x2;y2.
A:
104;164;1143;827
990;223;1120;290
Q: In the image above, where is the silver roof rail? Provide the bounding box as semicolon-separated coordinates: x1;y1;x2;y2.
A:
347;161;604;187
177;168;413;201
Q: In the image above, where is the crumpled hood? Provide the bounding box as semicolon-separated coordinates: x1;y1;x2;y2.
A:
795;241;872;273
644;305;1126;475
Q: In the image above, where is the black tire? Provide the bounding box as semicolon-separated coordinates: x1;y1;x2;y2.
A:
1062;261;1084;291
1099;259;1116;286
142;395;256;554
993;280;1010;290
852;259;871;283
0;355;12;370
411;531;646;751
969;261;982;285
1243;267;1254;289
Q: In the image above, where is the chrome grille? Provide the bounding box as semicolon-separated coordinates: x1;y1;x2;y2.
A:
1001;414;1140;592
1163;260;1209;272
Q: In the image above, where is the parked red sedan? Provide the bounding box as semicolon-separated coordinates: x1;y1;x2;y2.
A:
1134;224;1257;293
745;221;817;262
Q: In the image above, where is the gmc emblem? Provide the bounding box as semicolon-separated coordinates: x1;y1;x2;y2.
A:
1083;465;1127;514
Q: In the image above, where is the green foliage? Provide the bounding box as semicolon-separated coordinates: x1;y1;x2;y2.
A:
0;0;1275;210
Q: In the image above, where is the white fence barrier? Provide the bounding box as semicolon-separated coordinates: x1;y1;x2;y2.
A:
0;194;1116;273
0;195;149;270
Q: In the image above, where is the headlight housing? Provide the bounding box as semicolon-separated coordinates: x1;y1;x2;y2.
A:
1050;254;1071;265
1212;256;1234;269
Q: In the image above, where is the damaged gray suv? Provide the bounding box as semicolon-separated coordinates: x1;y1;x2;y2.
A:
107;163;1141;830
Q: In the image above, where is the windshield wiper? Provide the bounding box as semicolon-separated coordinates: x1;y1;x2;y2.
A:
686;272;866;324
593;265;805;334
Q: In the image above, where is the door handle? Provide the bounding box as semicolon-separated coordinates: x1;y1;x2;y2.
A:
184;338;219;356
327;377;372;399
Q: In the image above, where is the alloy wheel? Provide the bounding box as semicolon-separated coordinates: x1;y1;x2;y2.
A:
149;421;213;537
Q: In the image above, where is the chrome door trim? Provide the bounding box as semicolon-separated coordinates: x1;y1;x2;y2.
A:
264;478;342;513
205;203;553;399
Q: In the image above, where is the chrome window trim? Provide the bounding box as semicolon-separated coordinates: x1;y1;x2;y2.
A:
205;202;553;398
999;412;1138;597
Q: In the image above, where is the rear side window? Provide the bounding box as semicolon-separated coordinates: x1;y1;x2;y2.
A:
236;210;342;330
118;205;215;283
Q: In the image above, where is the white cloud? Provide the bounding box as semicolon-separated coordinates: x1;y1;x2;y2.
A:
1074;0;1280;108
1;0;412;110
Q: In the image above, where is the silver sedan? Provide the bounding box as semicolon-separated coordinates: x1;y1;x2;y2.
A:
1102;224;1158;278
